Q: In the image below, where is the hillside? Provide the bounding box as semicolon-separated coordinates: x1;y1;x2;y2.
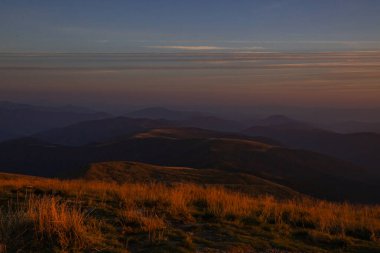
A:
35;117;176;146
36;120;276;147
0;128;378;203
35;116;247;147
84;161;301;199
0;174;379;253
243;125;380;173
325;121;380;134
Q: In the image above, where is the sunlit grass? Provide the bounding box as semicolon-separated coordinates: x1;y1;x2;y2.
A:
0;176;379;252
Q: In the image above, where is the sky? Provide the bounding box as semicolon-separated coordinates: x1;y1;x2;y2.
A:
1;0;380;52
0;0;380;118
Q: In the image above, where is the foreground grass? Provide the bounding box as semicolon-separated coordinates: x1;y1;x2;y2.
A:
0;176;379;252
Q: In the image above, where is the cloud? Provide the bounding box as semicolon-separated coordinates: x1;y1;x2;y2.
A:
146;45;267;52
244;46;266;50
146;45;228;51
247;40;380;46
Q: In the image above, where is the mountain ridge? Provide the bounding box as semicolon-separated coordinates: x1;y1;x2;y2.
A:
0;127;378;203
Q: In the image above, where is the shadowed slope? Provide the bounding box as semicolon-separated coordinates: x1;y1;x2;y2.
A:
34;117;176;146
244;125;380;173
35;117;278;146
0;127;378;203
126;107;244;131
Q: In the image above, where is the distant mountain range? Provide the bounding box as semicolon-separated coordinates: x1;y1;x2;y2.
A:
126;107;245;131
0;101;110;141
1;103;380;203
324;120;380;134
35;116;277;146
247;114;315;129
125;107;204;120
35;117;176;146
243;121;380;172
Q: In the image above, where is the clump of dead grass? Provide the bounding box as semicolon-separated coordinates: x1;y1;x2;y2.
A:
0;176;379;252
119;208;167;242
0;194;102;252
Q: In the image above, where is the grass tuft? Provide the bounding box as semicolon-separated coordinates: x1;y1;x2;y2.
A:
0;176;379;252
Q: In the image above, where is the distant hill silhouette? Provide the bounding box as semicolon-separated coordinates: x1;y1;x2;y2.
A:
126;107;204;120
0;101;110;141
126;107;244;131
35;117;176;146
0;129;19;141
247;114;317;130
325;120;380;134
244;122;380;172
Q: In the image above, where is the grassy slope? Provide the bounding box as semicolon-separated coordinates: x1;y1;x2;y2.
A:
84;161;301;199
0;173;379;253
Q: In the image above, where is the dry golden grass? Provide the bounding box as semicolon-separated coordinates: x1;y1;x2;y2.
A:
118;209;167;241
0;194;101;252
0;176;379;252
26;196;101;250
